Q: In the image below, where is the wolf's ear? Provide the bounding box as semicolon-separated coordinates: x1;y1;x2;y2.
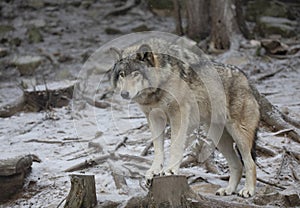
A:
136;44;156;66
109;47;123;60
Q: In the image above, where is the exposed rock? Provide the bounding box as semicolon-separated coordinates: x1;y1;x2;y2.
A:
147;0;173;10
28;19;46;28
246;0;296;22
13;56;43;75
146;0;174;16
281;187;300;207
26;0;45;9
0;47;9;57
0;84;25;117
257;16;297;38
105;27;122;35
27;26;43;43
10;37;22;47
0;25;14;35
261;39;289;55
131;24;150;32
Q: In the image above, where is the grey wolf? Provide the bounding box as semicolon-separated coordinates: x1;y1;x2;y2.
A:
110;43;260;198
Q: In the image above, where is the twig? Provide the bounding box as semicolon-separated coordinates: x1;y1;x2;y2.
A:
141;142;153;156
219;175;285;190
276;151;287;179
108;160;128;190
56;197;66;208
257;67;284;81
24;139;64;144
117;123;147;136
64;153;113;172
257;177;286;190
267;128;294;137
115;137;128;151
64;153;151;172
188;176;209;184
119;116;145;119
24;139;90;144
104;0;138;18
256;143;277;157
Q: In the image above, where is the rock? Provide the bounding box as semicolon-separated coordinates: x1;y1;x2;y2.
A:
27;26;43;43
0;47;9;57
10;37;22;47
257;16;297;38
246;0;296;22
28;19;46;28
0;84;25;117
147;0;174;16
26;0;45;9
281;187;300;207
13;56;43;75
0;25;14;35
81;0;93;9
105;27;122;35
131;24;150;32
261;39;289;55
147;0;173;10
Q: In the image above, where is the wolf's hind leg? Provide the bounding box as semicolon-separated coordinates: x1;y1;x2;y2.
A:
216;128;243;196
226;122;256;198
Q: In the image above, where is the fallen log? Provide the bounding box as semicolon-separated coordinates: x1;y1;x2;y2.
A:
0;154;40;202
250;84;300;143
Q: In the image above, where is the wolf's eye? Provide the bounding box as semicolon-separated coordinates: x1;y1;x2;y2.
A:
119;71;125;78
132;71;140;77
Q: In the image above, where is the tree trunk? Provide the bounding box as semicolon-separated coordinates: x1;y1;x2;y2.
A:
210;0;238;50
173;0;183;35
186;0;210;41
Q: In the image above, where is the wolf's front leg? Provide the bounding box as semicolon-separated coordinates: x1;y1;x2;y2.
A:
162;109;189;176
145;108;167;185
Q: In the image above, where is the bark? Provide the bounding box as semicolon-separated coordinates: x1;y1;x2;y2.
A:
186;0;210;41
64;174;97;208
203;0;249;51
147;175;193;207
173;0;183;35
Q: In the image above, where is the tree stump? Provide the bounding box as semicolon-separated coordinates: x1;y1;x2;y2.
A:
64;174;97;208
24;80;76;111
147;175;198;207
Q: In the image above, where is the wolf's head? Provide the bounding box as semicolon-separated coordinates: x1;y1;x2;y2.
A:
110;44;158;102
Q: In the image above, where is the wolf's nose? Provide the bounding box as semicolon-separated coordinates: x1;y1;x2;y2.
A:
121;91;129;99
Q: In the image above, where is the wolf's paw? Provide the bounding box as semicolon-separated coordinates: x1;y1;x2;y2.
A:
216;187;235;196
238;187;255;198
145;168;161;187
159;168;178;176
